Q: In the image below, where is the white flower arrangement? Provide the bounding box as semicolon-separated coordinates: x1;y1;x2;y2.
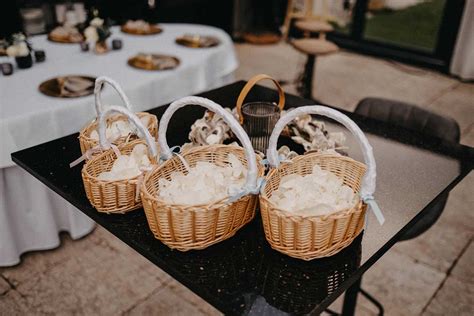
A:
90;17;104;27
6;42;29;57
83;17;110;45
157;153;247;205
84;26;99;43
6;33;30;57
269;165;357;216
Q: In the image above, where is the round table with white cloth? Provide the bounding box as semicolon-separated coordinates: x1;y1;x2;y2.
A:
0;23;238;266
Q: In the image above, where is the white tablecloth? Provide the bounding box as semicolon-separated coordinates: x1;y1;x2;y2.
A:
0;24;238;266
0;166;96;266
0;23;238;168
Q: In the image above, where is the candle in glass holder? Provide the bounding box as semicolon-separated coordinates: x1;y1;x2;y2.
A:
1;63;14;76
80;41;89;52
112;39;123;50
34;50;46;62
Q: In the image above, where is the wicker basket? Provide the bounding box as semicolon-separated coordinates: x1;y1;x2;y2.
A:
260;106;381;260
140;96;265;251
82;106;159;214
78;76;158;154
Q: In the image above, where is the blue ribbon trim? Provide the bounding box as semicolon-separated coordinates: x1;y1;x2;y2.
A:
227;177;266;203
362;195;385;225
159;145;182;163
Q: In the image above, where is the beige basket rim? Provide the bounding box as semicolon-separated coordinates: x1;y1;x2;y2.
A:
141;144;264;210
260;152;366;220
78;111;156;144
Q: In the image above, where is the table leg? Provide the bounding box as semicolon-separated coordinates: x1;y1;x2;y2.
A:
297;54;316;100
341;277;361;316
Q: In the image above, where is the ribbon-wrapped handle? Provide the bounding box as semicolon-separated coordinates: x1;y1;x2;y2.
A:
98;105;158;158
266;105;384;224
158;96;259;192
94;76;132;116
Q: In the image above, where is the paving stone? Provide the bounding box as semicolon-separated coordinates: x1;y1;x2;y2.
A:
451;241;474;284
124;285;209;316
423;276;474;316
0;276;11;295
0;227;173;293
393;219;472;273
0;233;84;287
427;82;474;132
315;51;458;111
360;250;445;316
236;43;460;114
461;124;474;147
89;226;173;284
235;42;302;87
326;292;377;316
394;171;473;274
14;235;165;315
0;289;31;315
437;171;474;234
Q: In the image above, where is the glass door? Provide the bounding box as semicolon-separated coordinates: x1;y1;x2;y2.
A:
326;0;465;71
363;0;447;52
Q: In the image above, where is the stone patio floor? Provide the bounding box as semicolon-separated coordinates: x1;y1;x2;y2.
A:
1;42;473;315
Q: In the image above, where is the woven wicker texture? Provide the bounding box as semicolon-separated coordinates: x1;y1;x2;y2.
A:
78;112;158;154
260;153;367;260
147;96;264;251
141;144;265;251
82;139;158;214
81;105;159;214
261;105;378;260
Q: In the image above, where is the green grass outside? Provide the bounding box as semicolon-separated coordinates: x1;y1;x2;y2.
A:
335;0;446;52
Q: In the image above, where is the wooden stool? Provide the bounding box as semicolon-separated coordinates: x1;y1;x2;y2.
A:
291;38;338;99
282;0;335;40
294;19;334;39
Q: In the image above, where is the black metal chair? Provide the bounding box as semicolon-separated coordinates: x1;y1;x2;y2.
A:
355;97;460;240
338;97;461;315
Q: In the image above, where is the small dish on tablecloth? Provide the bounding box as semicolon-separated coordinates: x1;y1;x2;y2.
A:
39;75;95;98
175;34;220;48
121;20;162;35
48;26;84;43
127;53;180;71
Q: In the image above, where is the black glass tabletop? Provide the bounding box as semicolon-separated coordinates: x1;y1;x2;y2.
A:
11;81;474;315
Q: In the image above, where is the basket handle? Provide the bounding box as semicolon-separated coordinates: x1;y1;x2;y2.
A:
159;96;259;193
236;74;285;124
94;76;132;116
267;105;376;200
98;105;158;158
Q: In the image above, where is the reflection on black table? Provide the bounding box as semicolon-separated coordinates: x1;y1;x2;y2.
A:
255;233;362;315
126;214;362;315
